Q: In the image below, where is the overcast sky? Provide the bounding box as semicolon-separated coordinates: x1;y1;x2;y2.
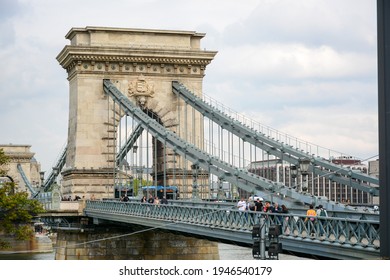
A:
0;0;378;173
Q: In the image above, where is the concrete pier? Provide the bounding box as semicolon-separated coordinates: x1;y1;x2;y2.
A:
55;226;219;260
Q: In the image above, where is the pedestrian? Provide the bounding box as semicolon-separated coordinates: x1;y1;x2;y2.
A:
140;196;147;203
237;197;247;211
263;201;271;212
247;198;255;211
316;204;327;235
305;204;317;236
160;196;168;204
254;198;263;212
269;202;282;224
154;196;160;205
147;194;154;204
269;202;281;213
123;195;129;202
281;204;289;233
316;204;328;217
237;197;247;220
305;204;317;222
281;204;289;214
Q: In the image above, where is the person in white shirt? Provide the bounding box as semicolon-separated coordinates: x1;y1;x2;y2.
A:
237;197;247;211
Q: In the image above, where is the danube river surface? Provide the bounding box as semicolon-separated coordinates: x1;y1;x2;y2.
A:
0;243;309;260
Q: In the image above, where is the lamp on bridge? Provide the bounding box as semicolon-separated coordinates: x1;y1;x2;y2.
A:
53;167;59;176
290;165;298;190
132;145;142;198
138;168;143;198
191;163;201;201
217;178;226;201
299;157;311;193
39;171;45;191
52;167;59;184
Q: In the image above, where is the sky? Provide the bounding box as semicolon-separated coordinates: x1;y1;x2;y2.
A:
0;0;379;173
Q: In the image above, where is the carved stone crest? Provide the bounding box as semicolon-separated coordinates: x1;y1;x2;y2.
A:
128;74;154;108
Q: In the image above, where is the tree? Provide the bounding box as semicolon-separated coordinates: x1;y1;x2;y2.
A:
0;148;45;248
0;148;9;176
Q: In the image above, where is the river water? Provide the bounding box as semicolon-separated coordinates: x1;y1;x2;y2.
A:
0;243;308;260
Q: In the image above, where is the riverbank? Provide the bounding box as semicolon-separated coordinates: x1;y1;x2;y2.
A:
0;233;54;255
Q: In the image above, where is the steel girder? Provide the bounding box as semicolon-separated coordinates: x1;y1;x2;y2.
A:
172;81;379;196
43;146;67;192
16;163;37;197
104;80;359;211
116;124;144;166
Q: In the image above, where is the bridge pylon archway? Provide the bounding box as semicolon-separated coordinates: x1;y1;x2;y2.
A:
57;26;217;199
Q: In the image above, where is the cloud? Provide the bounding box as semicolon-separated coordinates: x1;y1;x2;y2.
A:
0;0;378;173
209;43;376;82
221;0;376;51
0;0;23;47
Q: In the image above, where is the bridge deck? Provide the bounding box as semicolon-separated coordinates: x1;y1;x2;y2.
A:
83;200;380;260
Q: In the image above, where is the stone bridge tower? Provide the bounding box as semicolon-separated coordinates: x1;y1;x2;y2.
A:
0;144;41;195
56;26;216;199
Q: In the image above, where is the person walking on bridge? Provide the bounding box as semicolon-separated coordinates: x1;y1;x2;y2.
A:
237;197;247;211
305;204;317;237
254;198;263;212
316;204;327;236
237;197;247;220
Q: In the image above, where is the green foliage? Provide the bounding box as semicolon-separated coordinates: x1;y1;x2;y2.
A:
132;178;153;195
0;149;45;248
0;148;10;176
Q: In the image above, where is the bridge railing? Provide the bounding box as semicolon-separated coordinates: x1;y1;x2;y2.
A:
84;200;380;254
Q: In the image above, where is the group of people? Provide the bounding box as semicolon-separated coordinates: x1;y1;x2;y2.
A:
140;194;168;205
305;204;328;221
61;195;82;201
305;204;328;236
236;197;289;214
119;194;170;205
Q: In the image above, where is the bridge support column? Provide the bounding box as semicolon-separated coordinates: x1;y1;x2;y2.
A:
55;226;219;260
61;168;114;200
57;27;216;200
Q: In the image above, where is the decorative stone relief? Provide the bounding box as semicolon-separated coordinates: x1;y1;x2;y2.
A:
128;74;155;109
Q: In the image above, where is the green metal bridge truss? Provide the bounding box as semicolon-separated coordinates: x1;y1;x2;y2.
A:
103;79;378;211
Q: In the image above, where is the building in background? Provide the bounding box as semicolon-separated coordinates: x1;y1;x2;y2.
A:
247;157;379;205
0;144;42;195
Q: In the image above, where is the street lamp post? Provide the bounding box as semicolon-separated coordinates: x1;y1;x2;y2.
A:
52;167;59;176
133;145;142;198
138;169;143;198
217;178;226;201
39;171;45;190
299;157;311;193
290;165;298;191
52;167;59;186
191;163;201;201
